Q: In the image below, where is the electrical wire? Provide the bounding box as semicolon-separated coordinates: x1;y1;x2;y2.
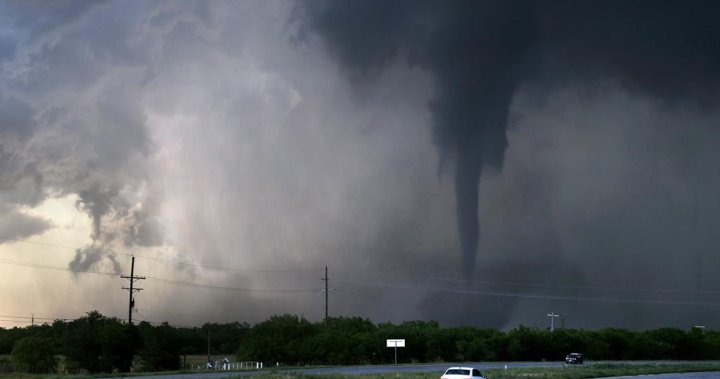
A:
334;279;720;307
4;234;720;305
136;308;260;326
0;234;320;273
0;257;321;294
0;257;118;276
130;253;321;273
340;269;720;295
145;276;321;293
136;307;208;320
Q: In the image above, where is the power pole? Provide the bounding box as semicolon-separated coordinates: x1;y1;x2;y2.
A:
547;312;560;332
322;266;329;328
207;329;211;367
121;256;145;324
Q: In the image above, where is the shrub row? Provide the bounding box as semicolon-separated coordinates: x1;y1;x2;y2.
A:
2;311;719;373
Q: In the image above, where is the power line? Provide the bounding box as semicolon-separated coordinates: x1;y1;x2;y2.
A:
0;319;36;326
0;234;320;273
0;235;100;251
137;307;266;327
5;252;323;295
0;309;193;329
0;257;118;276
134;309;154;325
0;311;126;328
8;233;716;296
0;258;322;294
3;255;719;306
145;277;320;293
7;234;720;305
134;254;321;273
0;315;68;321
333;280;720;308
342;270;720;295
137;307;208;320
27;260;313;294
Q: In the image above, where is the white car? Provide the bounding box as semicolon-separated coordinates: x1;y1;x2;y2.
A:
440;366;487;379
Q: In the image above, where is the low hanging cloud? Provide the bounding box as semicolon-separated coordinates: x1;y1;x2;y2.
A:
296;0;720;327
0;1;161;273
297;0;720;281
0;207;51;242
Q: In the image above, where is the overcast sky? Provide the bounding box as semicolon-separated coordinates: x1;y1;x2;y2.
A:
1;0;720;330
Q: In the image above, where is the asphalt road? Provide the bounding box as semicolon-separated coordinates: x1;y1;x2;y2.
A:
98;362;720;379
99;361;560;378
596;373;720;379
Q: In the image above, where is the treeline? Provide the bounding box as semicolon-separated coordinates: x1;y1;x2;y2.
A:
0;311;247;374
236;315;720;365
1;311;720;374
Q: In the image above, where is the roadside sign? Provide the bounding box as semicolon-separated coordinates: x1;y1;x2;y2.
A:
386;339;405;364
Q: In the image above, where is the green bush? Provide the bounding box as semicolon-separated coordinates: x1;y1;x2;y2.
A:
61;310;139;373
11;336;58;373
138;321;180;371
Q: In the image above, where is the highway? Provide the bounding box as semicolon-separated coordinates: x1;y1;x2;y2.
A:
597;373;720;379
98;361;720;379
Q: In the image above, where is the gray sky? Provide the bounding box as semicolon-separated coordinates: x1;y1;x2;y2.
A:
1;0;719;330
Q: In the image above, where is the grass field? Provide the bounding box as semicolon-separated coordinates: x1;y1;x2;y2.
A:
2;362;720;379
248;363;720;379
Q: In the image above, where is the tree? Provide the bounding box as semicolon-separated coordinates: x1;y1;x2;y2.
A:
506;326;549;361
62;311;139;373
237;314;318;365
323;317;377;364
138;321;181;371
629;330;673;359
597;328;633;360
201;321;250;354
11;337;58;373
98;321;139;372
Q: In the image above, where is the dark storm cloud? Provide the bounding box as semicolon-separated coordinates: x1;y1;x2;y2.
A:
0;0;105;81
298;0;535;279
0;207;51;242
0;95;37;138
126;208;164;247
72;181;162;272
537;0;720;104
0;0;163;272
298;0;720;281
4;0;720;330
76;185;118;240
0;0;101;32
69;245;122;274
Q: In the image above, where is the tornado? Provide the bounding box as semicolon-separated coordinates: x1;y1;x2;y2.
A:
455;147;481;279
300;0;720;280
298;0;534;278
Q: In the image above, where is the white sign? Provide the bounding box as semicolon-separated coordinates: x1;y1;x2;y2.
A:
386;339;405;347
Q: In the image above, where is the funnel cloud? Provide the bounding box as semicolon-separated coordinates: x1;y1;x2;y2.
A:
298;0;720;279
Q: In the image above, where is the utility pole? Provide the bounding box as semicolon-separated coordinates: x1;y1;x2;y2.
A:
207;329;211;368
547;312;560;332
121;256;145;324
322;266;329;328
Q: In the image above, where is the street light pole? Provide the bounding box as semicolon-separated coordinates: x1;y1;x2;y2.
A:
547;312;560;332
